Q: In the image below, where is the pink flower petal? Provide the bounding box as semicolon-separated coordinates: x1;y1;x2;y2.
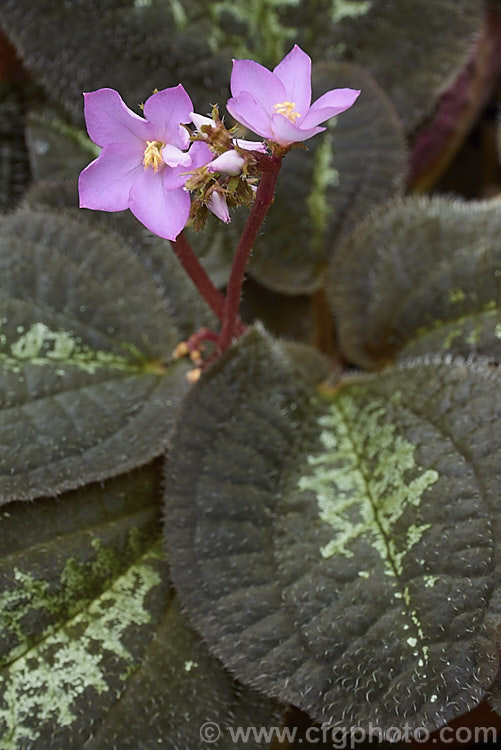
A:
269;113;324;146
227;92;275;140
230;59;286;114
188;141;214;170
143;85;193;148
302;88;361;128
273;45;312;114
83;88;153;148
234;138;267;153
78;142;144;211
161;143;192;168
191;112;214;132
129;169;191;240
162;164;191;190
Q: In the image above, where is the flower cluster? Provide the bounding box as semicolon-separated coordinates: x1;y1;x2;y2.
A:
79;45;360;241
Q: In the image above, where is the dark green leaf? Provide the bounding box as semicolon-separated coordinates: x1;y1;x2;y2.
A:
330;196;501;369
164;328;501;733
323;0;484;131
247;63;406;294
0;83;31;211
0;207;195;504
0;465;278;748
24;182;217;340
198;0;301;65
0;0;483;136
282;340;333;386
26;112;99;183
0;0;231;125
488;672;501;717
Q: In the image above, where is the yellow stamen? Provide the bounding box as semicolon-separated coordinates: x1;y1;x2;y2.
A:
143;140;165;171
273;101;301;122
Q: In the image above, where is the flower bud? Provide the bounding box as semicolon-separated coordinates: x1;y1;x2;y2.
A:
208;191;231;223
207;150;246;176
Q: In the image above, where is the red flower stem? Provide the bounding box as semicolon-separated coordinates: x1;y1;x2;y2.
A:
170;231;226;322
218;153;283;351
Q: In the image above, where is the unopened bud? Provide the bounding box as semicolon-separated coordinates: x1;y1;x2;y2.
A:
187;368;202;383
207;150;245;176
208;191;231;223
189;349;202;366
173;341;189;358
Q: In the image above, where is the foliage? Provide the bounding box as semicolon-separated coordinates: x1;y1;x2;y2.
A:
330;196;501;368
0;464;278;748
164;328;501;731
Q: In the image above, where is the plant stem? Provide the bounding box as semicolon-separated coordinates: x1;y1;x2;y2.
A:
170;231;226;322
218;153;283;351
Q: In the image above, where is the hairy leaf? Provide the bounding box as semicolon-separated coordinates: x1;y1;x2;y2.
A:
323;0;484;131
330;196;501;369
488;672;501;717
0;465;277;749
0;0;230;125
247;63;406;295
26;112;99;183
205;0;300;63
0;0;483;136
0;207;195;503
24;182;217;339
0;83;31;211
282;340;332;385
164;328;501;733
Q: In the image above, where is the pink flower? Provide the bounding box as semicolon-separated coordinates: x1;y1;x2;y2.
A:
226;45;360;147
79;86;211;240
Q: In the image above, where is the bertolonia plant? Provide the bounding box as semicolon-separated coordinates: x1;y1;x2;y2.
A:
0;1;500;748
